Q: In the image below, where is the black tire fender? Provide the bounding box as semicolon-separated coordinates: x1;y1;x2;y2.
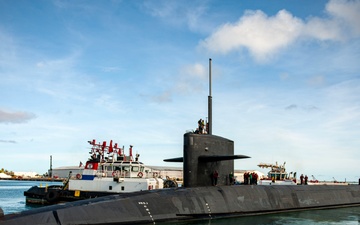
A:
45;189;60;203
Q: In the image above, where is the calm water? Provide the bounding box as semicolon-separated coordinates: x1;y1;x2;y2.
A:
0;180;63;214
1;180;360;224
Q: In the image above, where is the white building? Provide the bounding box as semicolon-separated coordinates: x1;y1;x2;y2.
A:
50;166;84;179
0;173;11;178
14;171;39;178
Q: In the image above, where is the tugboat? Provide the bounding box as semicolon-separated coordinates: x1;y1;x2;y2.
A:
24;139;173;205
257;162;297;185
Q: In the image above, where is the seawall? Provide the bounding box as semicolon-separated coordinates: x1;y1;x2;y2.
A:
1;185;360;225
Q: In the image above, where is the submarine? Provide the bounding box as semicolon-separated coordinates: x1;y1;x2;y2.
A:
1;59;360;225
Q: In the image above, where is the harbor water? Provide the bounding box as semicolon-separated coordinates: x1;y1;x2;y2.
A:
1;180;360;224
0;180;63;214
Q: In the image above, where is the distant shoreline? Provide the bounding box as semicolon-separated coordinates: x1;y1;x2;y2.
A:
0;177;65;182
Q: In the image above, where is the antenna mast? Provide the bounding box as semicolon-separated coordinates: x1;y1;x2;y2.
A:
208;58;212;135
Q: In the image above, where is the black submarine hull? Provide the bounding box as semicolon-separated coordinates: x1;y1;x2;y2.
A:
1;184;360;225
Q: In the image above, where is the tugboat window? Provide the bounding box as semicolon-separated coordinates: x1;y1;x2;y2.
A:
122;166;130;171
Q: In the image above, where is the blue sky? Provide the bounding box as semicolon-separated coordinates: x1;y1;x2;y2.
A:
1;0;359;181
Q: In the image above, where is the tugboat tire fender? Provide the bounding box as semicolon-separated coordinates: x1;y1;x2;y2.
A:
45;190;59;203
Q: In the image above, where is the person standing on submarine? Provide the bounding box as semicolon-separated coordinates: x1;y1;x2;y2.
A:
300;174;304;185
253;172;258;185
229;172;234;185
198;119;203;134
212;170;219;186
244;172;249;185
201;119;205;134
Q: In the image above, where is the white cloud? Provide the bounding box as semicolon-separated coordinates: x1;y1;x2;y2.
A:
102;66;123;73
304;17;343;41
182;63;207;79
285;104;297;110
175;63;207;93
0;140;17;144
0;109;36;124
279;72;289;80
322;79;360;132
326;0;360;36
307;75;326;86
0;29;18;68
199;9;303;62
148;62;208;103
151;91;172;103
94;94;125;113
199;0;360;62
246;103;267;113
141;0;208;32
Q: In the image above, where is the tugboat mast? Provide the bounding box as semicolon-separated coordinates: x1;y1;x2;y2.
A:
49;155;52;178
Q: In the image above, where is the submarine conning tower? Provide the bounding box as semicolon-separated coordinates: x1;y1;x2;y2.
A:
164;59;250;187
183;133;249;187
